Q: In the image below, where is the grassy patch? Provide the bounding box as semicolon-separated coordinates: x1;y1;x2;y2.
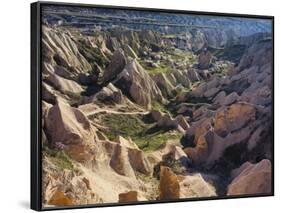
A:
101;114;148;141
139;60;170;75
77;39;110;69
49;151;74;170
146;65;170;75
161;34;177;39
151;101;171;114
135;133;182;152
43;146;74;171
100;113;182;151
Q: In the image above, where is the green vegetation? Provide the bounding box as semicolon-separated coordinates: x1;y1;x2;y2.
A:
49;151;74;170
135;133;182;152
161;34;177;39
211;61;233;77
100;113;182;152
151;101;177;117
101;114;148;141
151;101;170;114
139;48;196;75
43;145;74;171
146;65;170;74
77;39;110;69
139;60;170;75
210;45;246;64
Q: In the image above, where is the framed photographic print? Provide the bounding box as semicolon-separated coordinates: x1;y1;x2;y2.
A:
31;1;274;211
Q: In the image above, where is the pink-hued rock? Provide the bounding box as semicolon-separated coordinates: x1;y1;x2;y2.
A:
227;159;272;195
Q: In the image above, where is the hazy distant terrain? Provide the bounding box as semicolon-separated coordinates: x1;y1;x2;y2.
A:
41;5;273;207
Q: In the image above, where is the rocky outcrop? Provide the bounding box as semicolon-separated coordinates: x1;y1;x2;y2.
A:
214;103;256;137
104;137;152;177
118;191;138;202
155;113;190;132
101;48;127;83
46;72;83;95
237;40;272;71
152;73;176;97
150;110;165;122
123;44;138;59
191;31;207;52
159;166;180;200
223;92;239;105
147;140;187;168
45;98;93;145
190;76;221;98
48;190;74;206
114;59;164;109
42;82;58;105
93;83;124;104
42;26;92;74
42;158;102;206
157;114;178;130
227;159;272;195
184;102;260;165
187;68;201;82
198;50;212;69
179;173;216;198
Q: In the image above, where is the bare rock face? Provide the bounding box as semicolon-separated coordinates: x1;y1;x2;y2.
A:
42;82;57;105
175;115;190;130
178;173;216;198
184;131;210;164
237;40;272;71
102;48;126;83
104;138;152;177
46;72;83;95
114;59;164;109
227;159;272;195
118;191;138;202
94;83;124;104
157;114;178;130
147;141;186;169
223;92;239;106
45;98;92;145
152;72;176;98
150;110;165;122
43;158;102;206
191;31;207;53
214;103;256;137
198;50;212;69
184;127;250;166
187;68;201;82
123;44;138;59
109;143;136;177
190;76;221;98
42;26;92;74
213;91;226;105
171;69;191;88
204;87;219;98
159;166;180;200
48;190;74;206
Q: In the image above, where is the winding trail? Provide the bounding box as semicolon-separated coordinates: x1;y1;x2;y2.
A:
79;103;150;117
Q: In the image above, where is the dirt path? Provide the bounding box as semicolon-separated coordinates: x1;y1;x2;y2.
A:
79;104;150;117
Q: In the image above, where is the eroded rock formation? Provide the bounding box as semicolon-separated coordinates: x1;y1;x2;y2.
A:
40;9;273;207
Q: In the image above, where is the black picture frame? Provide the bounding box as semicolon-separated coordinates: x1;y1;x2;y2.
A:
31;1;274;211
